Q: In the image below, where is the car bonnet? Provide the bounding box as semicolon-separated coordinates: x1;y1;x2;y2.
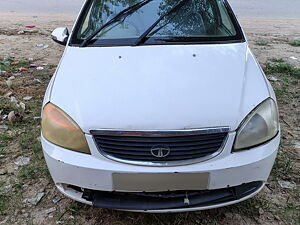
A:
49;43;270;133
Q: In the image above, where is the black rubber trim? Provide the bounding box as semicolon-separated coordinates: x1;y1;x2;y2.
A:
83;181;263;210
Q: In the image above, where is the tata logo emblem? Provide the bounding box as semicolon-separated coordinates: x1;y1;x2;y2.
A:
150;145;171;158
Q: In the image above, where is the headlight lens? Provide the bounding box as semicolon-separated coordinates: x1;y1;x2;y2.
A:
234;98;279;150
41;103;90;154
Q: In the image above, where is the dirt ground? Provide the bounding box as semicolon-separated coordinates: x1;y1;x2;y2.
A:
0;14;300;67
0;13;299;225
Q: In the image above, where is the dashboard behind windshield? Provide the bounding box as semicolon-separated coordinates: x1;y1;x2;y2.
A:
70;0;244;46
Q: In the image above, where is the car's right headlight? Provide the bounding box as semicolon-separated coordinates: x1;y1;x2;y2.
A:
234;98;279;151
41;103;90;154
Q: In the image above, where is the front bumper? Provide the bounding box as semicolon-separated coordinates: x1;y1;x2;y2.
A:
42;132;280;212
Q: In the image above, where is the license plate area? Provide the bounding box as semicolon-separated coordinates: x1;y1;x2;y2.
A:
112;173;209;192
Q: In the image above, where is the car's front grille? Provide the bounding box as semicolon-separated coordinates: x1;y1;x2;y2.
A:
92;128;229;165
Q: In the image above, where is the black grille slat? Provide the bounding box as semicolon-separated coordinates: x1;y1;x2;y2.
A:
97;142;223;152
93;131;228;163
96;138;223;148
102;147;218;156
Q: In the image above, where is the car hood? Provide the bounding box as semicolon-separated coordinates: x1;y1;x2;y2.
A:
50;43;270;133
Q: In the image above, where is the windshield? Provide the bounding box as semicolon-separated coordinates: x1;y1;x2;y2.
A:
71;0;244;46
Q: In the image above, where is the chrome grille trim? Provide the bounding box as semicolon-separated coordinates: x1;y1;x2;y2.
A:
90;127;230;137
91;127;230;167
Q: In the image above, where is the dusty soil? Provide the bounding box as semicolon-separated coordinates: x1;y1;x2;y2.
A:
1;14;300;67
0;13;299;225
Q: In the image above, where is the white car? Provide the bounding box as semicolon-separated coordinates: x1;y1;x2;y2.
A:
42;0;280;212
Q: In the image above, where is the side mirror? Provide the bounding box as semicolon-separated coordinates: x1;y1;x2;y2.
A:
51;27;69;46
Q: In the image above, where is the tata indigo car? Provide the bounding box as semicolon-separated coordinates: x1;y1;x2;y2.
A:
42;0;280;212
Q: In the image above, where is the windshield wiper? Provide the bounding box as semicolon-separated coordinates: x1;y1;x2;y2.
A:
80;0;153;47
134;0;189;46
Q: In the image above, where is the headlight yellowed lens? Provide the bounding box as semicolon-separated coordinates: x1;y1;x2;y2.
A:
41;103;90;154
234;98;279;150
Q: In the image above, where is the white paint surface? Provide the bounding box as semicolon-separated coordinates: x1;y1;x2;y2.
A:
49;43;269;132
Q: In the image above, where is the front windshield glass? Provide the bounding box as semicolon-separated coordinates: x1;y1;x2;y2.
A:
71;0;244;46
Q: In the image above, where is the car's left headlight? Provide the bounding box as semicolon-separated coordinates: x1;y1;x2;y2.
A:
234;98;279;151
